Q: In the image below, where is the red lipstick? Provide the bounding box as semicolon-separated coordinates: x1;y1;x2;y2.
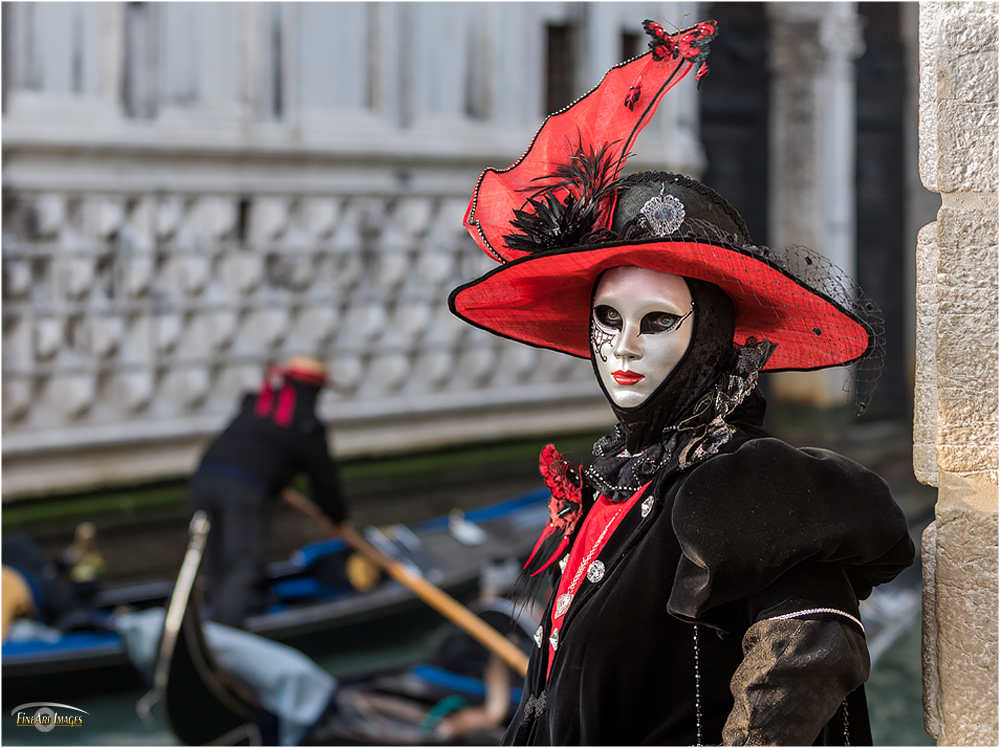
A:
612;370;645;385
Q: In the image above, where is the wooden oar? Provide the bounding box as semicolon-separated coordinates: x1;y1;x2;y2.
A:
281;488;529;677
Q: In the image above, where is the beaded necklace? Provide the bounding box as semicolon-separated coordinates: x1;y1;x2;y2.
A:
552;502;629;620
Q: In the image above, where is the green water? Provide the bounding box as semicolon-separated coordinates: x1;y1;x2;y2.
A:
869;613;934;746
3;614;931;746
2;629;435;747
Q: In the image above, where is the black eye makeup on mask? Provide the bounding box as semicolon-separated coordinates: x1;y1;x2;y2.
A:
592;305;693;334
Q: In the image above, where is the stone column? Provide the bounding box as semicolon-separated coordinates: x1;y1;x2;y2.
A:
766;2;866;406
916;2;998;745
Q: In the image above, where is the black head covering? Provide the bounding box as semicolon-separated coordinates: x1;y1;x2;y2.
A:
592;276;737;454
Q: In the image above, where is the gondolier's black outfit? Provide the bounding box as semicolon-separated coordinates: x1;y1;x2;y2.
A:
189;363;348;628
447;19;914;746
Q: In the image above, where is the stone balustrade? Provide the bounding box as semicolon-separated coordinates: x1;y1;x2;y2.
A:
2;186;609;495
0;1;700;497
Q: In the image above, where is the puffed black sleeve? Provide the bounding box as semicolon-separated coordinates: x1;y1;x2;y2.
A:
667;438;914;634
668;438;911;746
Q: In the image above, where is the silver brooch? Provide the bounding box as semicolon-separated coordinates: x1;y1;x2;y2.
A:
534;625;544;649
549;628;560;651
586;560;605;583
555;593;574;618
641;497;654;518
640;193;685;236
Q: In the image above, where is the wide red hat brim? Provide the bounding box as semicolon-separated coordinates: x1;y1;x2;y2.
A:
448;239;874;372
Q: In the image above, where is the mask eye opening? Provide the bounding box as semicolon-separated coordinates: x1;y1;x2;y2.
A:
592;304;623;331
640;307;693;335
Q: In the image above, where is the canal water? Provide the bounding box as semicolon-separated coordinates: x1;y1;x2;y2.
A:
2;628;437;746
3;609;932;746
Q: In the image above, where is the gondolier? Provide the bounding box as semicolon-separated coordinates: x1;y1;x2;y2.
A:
3;488;552;695
188;355;349;628
448;18;914;746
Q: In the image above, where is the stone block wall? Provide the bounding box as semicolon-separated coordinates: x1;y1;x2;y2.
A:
915;2;998;744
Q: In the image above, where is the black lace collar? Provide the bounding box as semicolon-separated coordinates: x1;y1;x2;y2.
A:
586;338;777;502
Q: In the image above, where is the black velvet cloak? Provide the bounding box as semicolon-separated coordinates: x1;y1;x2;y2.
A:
502;404;914;746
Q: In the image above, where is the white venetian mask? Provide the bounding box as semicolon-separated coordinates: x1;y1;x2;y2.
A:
591;267;694;409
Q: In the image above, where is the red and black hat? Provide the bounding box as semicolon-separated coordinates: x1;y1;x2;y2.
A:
449;20;883;389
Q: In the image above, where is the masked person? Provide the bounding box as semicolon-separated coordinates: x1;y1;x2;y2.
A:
448;20;914;746
188;356;349;628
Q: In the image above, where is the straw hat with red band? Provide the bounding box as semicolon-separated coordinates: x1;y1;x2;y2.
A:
254;355;328;427
449;19;883;394
284;355;328;386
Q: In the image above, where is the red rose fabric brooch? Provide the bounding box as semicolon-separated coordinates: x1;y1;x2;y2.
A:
524;444;584;576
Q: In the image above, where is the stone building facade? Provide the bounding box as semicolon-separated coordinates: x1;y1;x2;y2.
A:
2;2;927;500
915;2;998;745
3;2;708;497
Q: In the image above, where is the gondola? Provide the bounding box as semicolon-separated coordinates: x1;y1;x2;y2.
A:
138;511;277;745
2;487;550;699
145;512;536;746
